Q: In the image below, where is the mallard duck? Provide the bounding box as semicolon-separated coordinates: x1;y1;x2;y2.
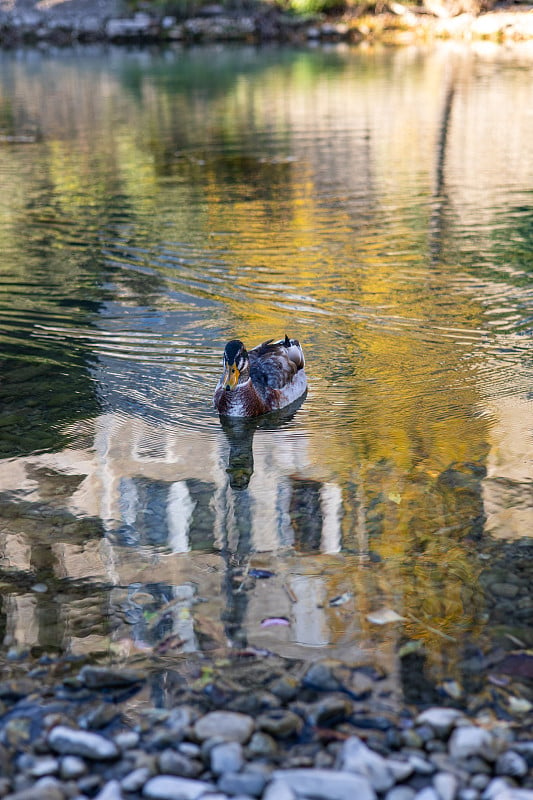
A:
214;335;307;418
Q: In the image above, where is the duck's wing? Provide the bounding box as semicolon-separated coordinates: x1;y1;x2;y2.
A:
249;337;304;390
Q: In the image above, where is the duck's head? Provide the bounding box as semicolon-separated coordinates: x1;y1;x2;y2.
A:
221;339;249;390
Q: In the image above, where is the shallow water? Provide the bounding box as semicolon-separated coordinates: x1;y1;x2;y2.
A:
0;43;532;694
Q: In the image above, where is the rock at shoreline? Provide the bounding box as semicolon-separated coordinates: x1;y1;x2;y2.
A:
47;725;120;760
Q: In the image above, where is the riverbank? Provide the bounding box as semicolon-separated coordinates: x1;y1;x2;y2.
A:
0;648;532;800
1;0;533;47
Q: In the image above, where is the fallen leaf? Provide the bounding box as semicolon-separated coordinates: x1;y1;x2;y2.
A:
261;617;290;627
367;608;405;625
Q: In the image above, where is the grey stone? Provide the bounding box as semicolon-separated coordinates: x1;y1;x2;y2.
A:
256;710;303;738
448;727;494;761
415;790;440;800
462;757;491;776
142;776;216;799
458;790;479;800
115;731;140;750
470;775;490;791
247;732;278;757
489;583;519;599
409;754;436;775
387;758;414;782
105;16;152;38
340;736;395;791
271;769;376;800
263;780;296;800
218;770;266;796
303;661;343;691
210;742;244;776
59;756;87;781
386;788;416;800
434;771;458;800
27;758;58;777
95;781;124;800
3;777;64;800
495;751;528;778
483;777;533;799
416;709;465;738
193;712;254;744
79;665;143;689
48;725;119;760
158;750;202;778
179;743;202;758
121;767;152;793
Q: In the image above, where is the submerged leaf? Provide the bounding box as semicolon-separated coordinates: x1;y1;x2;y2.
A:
367;608;405;625
261;617;290;627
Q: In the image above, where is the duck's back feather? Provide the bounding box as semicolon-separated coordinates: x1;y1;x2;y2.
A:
249;338;304;392
214;336;306;418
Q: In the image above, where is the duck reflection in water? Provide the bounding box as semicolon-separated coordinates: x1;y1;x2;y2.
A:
220;393;308;490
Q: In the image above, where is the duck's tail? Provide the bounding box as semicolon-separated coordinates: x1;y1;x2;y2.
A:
284;335;305;370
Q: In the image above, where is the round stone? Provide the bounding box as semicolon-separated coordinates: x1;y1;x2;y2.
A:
210;741;244;776
256;709;303;739
47;725;119;760
193;711;254;744
495;750;528;778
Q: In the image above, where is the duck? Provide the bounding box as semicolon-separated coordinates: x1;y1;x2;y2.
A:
214;335;307;418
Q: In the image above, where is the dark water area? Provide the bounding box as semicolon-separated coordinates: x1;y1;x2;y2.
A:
0;43;532;709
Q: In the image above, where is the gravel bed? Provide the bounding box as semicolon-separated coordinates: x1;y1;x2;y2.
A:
0;654;531;800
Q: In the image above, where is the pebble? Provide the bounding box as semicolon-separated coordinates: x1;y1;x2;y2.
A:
489;583;519;599
217;769;267;796
246;732;278;757
470;775;490;791
340;736;395;791
458;789;479;800
143;776;216;800
483;778;533;799
387;758;414;782
78;666;144;689
94;781;123;800
120;766;152;792
417;709;465;738
114;731;140;750
448;728;495;761
434;771;459;800
256;710;303;738
386;789;416;800
409;754;436;775
48;726;120;760
262;780;297;800
4;776;65;800
27;757;58;777
210;742;244;775
303;661;343;691
193;712;254;744
495;751;528;778
415;789;440;800
271;768;376;800
158;749;202;778
59;756;87;781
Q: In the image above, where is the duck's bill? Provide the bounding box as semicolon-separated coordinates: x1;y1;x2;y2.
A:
223;363;240;390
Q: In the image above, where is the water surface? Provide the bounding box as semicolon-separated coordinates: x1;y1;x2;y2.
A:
0;43;532;697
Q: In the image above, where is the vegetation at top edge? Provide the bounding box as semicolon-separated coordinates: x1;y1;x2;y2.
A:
124;0;528;20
